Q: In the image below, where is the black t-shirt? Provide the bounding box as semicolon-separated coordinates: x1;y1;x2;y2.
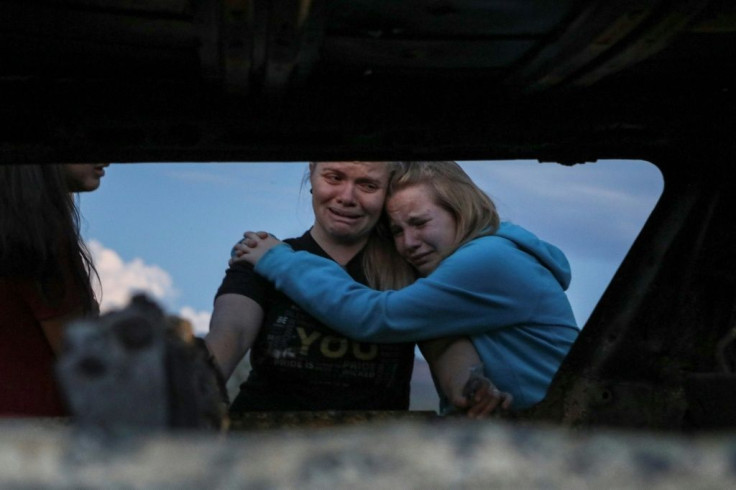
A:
216;230;415;411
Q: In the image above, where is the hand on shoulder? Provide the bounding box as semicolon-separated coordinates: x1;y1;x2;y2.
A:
229;231;283;267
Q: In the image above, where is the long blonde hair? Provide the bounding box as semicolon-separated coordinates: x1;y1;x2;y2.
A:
365;161;500;289
362;216;417;290
392;161;500;249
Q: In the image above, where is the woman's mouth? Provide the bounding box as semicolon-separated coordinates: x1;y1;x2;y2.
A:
329;208;361;221
408;252;431;266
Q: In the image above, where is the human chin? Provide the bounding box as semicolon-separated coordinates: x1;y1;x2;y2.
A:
329;221;372;242
83;177;101;191
413;257;440;276
327;211;367;230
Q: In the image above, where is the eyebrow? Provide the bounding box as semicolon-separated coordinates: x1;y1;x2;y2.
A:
406;213;429;223
319;167;344;175
356;177;382;185
388;214;429;231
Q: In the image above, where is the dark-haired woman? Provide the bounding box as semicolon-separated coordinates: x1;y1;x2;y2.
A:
0;163;108;416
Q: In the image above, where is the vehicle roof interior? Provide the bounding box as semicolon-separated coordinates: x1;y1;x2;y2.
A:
1;0;734;164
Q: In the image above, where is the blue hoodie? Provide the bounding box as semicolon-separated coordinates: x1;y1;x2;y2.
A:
254;222;579;409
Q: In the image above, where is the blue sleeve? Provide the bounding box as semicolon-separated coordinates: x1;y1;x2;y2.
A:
254;239;547;343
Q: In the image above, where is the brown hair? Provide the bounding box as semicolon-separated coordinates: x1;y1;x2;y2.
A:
0;164;98;312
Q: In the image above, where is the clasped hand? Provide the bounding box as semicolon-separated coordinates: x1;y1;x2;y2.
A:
453;371;513;419
230;231;282;267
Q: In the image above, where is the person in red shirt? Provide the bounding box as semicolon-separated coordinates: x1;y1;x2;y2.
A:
0;163;109;416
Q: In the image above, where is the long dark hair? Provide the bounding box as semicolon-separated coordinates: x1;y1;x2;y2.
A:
0;164;98;312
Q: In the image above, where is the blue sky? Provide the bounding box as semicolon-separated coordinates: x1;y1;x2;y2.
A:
77;160;663;337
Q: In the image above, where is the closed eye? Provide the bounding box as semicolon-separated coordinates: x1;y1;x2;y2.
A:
358;181;380;192
323;173;342;184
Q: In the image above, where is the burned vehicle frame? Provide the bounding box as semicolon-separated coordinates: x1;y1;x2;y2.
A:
2;0;736;433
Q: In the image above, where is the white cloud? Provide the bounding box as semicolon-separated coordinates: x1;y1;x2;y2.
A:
88;240;213;337
88;239;177;311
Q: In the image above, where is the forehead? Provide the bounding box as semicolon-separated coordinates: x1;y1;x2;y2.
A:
314;161;390;179
386;184;436;217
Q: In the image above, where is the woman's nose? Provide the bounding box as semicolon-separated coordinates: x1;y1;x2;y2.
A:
402;229;421;249
336;183;356;203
